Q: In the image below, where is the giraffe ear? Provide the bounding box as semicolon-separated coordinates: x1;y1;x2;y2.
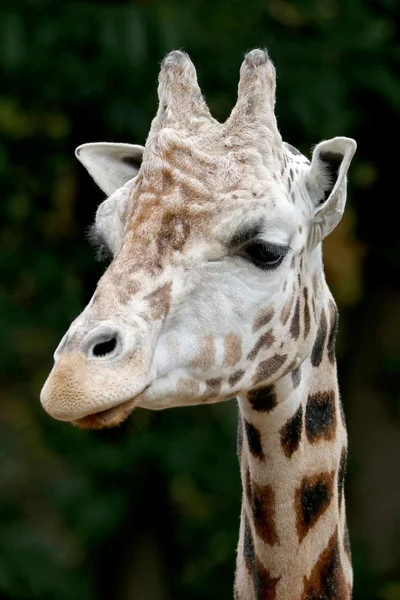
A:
306;136;357;248
75;142;144;196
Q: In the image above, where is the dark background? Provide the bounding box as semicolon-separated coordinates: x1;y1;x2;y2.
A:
1;1;399;599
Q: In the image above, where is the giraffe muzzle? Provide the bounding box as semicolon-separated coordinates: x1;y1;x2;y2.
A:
40;318;157;426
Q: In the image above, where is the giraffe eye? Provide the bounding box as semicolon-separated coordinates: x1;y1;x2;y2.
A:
243;242;286;270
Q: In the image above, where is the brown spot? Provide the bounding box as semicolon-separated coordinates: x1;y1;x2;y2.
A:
305;390;337;443
179;180;209;204
280;404;303;458
289;298;300;340
243;515;280;600
280;293;294;325
247;385;277;412
156;211;191;254
247;330;275;361
290;255;296;269
327;299;339;364
288;177;292;192
290;167;294;181
298;224;302;233
244;420;264;459
144;281;172;320
245;467;252;500
229;369;245;387
204;377;222;398
191;335;215;370
338;447;347;512
251;482;279;546
161;167;173;191
311;308;328;367
243;514;254;567
301;527;348;599
296;472;335;543
254;560;280;600
291;191;296;203
303;287;311;339
291;364;301;388
177;378;200;397
252;306;274;332
224;333;242;367
253;354;287;385
108;266;140;305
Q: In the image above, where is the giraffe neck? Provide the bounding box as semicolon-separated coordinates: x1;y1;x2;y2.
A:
234;314;352;600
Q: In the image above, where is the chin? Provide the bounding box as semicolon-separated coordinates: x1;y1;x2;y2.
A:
72;398;137;430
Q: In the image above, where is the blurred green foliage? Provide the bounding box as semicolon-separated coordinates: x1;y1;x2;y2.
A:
1;1;399;599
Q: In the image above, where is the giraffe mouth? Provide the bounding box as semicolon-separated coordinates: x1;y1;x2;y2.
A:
72;398;137;430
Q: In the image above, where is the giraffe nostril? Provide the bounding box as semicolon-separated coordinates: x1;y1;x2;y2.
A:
92;336;117;357
83;326;122;360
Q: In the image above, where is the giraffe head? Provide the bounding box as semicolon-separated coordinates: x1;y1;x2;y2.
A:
40;49;356;429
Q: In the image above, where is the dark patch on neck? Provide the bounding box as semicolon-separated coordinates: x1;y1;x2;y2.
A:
305;390;337;443
245;467;252;501
250;481;279;546
280;403;303;458
311;308;328;367
290;298;300;339
243;514;255;568
244;419;264;459
243;515;280;600
301;527;348;599
327;300;339;364
254;559;280;600
247;385;277;412
295;471;335;543
338;447;347;512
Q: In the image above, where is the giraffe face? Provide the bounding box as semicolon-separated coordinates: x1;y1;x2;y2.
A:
40;50;356;428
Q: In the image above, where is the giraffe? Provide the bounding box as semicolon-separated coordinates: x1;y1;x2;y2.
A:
40;49;357;599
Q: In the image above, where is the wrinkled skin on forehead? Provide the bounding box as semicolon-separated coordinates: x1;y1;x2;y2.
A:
40;49;356;429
